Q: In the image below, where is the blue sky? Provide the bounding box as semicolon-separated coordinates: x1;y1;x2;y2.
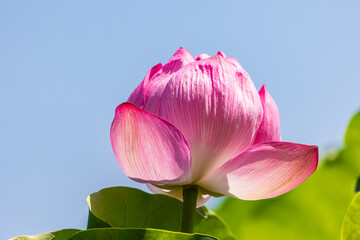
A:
1;1;360;239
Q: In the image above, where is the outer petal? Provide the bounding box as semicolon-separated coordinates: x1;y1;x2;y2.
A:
159;55;263;181
198;142;318;200
127;63;162;108
143;48;195;114
146;184;211;207
254;85;281;144
110;103;191;185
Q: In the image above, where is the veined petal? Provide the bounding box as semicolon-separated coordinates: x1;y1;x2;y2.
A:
143;48;195;114
162;47;195;74
127;63;162;108
159;56;263;181
198;142;318;200
146;184;211;207
254;85;281;144
110;103;191;185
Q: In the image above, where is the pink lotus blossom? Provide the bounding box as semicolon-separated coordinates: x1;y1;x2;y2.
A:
110;48;318;206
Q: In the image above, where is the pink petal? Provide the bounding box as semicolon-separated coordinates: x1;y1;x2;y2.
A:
110;103;191;185
143;48;195;114
217;51;227;58
254;85;281;144
195;53;211;61
198;142;318;200
158;56;263;181
147;184;211;207
225;57;245;71
162;47;195;74
127;63;162;108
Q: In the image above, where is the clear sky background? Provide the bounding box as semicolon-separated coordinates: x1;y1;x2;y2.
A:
1;1;359;239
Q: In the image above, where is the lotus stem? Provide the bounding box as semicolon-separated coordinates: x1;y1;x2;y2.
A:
181;185;198;233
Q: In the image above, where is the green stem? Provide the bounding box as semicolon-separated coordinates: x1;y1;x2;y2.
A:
181;186;198;233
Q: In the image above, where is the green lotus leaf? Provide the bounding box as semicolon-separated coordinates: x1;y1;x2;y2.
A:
345;111;360;147
341;192;360;240
86;186;234;240
69;228;217;240
10;229;81;240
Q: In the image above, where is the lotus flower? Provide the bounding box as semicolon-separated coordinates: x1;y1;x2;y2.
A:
110;48;318;206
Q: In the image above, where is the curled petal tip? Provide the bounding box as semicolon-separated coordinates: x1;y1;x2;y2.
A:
217;51;227;58
310;145;319;167
114;102;131;113
163;48;195;74
127;63;163;108
260;84;267;91
146;63;163;84
254;85;281;144
173;47;191;56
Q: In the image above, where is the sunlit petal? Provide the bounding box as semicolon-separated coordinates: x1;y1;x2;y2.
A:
143;48;195;114
110;103;191;185
198;142;318;200
159;55;263;181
